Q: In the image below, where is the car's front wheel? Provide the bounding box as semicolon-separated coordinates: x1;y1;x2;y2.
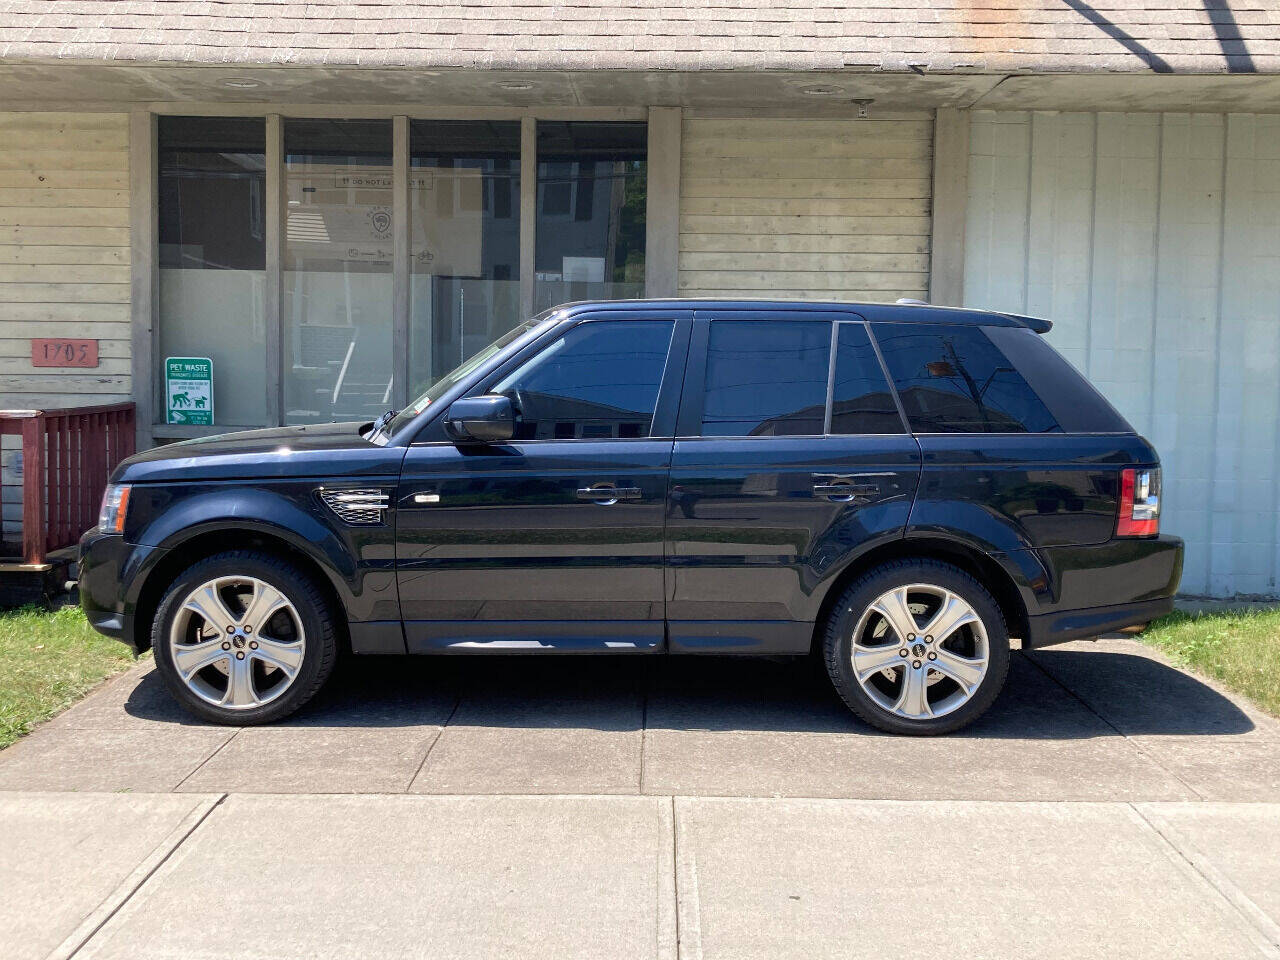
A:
151;550;338;724
822;559;1010;735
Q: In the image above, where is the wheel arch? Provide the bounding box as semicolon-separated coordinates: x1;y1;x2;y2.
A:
810;536;1031;654
130;526;349;655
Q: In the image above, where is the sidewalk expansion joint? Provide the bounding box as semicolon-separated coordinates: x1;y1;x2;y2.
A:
1129;802;1280;960
1022;650;1207;800
405;690;462;792
50;793;228;960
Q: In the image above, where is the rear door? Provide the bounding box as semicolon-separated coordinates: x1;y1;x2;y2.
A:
664;311;921;653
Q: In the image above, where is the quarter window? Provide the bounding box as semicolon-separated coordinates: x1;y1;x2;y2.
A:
872;323;1060;433
492;320;674;440
830;323;903;434
700;321;830;437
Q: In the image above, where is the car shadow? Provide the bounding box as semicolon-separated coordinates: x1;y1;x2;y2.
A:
121;645;1257;740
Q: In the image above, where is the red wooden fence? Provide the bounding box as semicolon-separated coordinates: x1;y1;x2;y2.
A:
0;403;136;565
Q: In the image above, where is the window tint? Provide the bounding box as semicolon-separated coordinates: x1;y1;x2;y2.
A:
982;326;1131;433
493;320;673;440
871;323;1060;433
830;323;903;434
701;321;830;436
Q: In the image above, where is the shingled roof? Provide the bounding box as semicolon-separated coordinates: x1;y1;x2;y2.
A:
0;0;1277;75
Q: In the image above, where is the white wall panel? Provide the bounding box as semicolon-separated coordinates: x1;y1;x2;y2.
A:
966;110;1280;598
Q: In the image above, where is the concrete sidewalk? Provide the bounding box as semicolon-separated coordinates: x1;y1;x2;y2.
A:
5;793;1280;960
2;639;1279;958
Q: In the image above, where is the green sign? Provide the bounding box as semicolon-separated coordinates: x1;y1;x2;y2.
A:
164;357;214;425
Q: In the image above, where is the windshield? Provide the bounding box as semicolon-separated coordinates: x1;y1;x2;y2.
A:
379;314;555;440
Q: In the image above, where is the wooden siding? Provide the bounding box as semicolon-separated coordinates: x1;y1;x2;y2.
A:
0;112;131;540
0;112;132;410
678;115;933;302
965;110;1280;599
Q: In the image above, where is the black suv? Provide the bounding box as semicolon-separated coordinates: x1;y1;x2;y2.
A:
80;300;1182;734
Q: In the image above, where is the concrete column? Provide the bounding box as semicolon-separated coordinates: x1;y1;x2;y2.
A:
929;107;970;307
128;110;156;450
645;107;682;298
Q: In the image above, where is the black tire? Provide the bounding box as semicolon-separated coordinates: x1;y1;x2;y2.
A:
151;550;339;725
822;559;1010;735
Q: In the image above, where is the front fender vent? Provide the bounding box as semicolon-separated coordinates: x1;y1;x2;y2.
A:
317;487;390;525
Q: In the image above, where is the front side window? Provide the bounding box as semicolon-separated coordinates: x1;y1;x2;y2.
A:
872;323;1060;433
534;122;647;312
700;321;830;437
158;116;266;427
492;320;674;440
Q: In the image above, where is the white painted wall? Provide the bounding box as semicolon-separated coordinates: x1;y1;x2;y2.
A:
965;110;1280;598
679;115;933;302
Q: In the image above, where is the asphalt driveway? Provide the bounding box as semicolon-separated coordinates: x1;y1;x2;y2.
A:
3;638;1279;959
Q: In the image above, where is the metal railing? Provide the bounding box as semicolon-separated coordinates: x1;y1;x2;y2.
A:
0;403;136;565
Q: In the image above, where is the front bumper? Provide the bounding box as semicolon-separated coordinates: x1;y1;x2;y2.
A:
78;527;164;653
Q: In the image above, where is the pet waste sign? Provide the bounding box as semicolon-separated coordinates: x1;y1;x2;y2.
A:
165;357;214;425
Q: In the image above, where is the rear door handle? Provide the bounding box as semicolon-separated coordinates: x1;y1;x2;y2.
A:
577;485;643;503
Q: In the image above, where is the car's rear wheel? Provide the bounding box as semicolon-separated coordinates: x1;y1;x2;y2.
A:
152;550;338;724
823;559;1010;735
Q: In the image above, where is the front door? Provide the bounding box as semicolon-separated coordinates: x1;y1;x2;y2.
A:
665;312;922;653
396;312;691;652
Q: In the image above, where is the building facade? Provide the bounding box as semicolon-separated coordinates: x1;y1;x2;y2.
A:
1;1;1279;597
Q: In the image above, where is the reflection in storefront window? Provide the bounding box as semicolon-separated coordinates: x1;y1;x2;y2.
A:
157;117;266;426
534;122;646;313
282;119;393;424
409;121;521;395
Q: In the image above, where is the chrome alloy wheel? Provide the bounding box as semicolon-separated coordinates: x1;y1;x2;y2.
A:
849;584;990;721
168;576;306;710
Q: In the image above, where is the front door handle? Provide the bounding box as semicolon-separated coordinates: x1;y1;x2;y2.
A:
812;480;880;501
577;484;643;504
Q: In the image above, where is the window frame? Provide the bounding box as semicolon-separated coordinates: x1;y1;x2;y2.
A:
145;109;654;443
676;311;911;440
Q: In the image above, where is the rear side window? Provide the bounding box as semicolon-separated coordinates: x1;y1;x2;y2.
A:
982;325;1132;434
492;319;674;439
701;320;829;436
830;323;904;434
871;322;1060;433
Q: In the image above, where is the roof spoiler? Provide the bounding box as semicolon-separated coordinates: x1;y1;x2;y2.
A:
1001;312;1053;334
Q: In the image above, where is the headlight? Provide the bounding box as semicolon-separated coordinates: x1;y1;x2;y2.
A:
98;484;131;534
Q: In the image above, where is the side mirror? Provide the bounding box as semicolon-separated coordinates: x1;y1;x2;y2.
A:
444;394;515;443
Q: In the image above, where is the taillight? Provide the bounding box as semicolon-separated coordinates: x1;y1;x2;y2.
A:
1117;467;1160;537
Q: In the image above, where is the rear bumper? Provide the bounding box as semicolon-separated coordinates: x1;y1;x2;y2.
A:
1025;595;1174;649
1023;533;1183;648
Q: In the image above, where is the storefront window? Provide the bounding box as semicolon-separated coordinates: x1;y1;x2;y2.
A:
158;117;266;426
409;121;521;395
283;119;393;424
534;122;646;312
